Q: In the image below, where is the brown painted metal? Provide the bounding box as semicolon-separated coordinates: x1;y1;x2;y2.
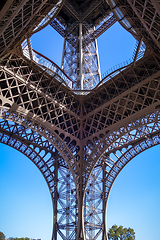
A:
1;0;160;239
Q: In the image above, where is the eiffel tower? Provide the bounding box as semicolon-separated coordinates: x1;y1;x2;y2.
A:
1;0;160;239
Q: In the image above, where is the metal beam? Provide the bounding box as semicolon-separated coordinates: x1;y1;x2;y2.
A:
79;23;83;90
64;0;80;22
151;0;160;17
127;0;160;50
81;0;103;21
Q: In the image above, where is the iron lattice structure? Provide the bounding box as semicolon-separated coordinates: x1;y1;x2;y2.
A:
1;0;160;240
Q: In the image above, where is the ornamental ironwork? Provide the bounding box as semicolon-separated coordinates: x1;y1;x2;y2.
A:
1;0;160;240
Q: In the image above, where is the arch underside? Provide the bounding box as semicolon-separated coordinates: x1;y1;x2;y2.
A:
84;111;160;240
1;51;160;188
1;49;160;240
1;107;160;240
0;117;78;240
1;0;160;239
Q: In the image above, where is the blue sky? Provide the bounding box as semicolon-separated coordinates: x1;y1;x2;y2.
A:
107;145;160;240
0;143;53;240
31;22;136;74
1;21;159;240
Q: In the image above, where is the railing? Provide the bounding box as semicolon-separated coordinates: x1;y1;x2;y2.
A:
99;64;129;88
101;58;133;80
32;49;73;88
22;40;73;89
132;39;146;61
21;37;146;93
100;39;146;86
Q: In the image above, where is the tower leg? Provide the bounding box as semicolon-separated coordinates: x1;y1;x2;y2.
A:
61;24;101;90
52;149;59;240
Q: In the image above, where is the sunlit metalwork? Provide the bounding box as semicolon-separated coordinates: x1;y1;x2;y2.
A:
1;0;160;239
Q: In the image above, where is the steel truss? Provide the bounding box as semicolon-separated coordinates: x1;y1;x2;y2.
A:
0;117;78;240
60;26;101;90
0;0;63;59
1;0;160;239
61;36;101;90
109;0;160;52
1;51;160;239
1;99;160;240
51;1;115;90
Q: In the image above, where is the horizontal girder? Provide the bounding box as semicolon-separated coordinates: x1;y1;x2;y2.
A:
1;51;160;186
50;14;117;47
0;0;62;59
1;52;160;143
108;0;160;52
1;0;160;239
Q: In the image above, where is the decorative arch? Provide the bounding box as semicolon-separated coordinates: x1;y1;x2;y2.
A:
0;117;78;240
83;110;160;240
83;132;160;240
85;109;160;180
0;105;80;186
104;132;160;202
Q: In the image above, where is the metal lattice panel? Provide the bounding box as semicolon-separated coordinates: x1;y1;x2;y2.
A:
0;0;62;58
62;38;101;89
0;54;81;132
1;0;160;239
0;118;78;240
108;0;160;52
83;129;160;240
1;51;160;239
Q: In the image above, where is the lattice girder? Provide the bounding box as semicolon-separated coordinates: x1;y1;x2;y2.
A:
2;107;160;240
84;110;160;182
0;105;81;185
80;54;160;138
2;52;160;184
1;0;160;239
0;119;57;238
0;0;62;59
61;28;101;90
2;58;160;239
0;118;78;240
82;69;160;139
84;125;160;240
103;131;160;201
52;0;112;90
84;164;105;240
0;53;82;131
82;54;160;116
108;0;160;52
50;14;117;44
1;52;160;139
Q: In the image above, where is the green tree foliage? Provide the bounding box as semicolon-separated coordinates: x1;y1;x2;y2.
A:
0;232;5;240
9;238;30;240
108;225;135;240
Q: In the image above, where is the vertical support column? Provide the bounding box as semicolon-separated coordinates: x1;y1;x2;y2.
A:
133;37;143;65
61;38;66;70
79;23;83;90
60;24;101;90
94;38;101;81
83;39;101;89
77;140;85;240
78;176;84;240
26;36;33;60
102;162;107;240
53;149;59;240
66;170;70;239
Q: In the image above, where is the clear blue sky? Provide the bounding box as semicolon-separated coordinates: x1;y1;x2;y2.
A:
1;21;160;240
